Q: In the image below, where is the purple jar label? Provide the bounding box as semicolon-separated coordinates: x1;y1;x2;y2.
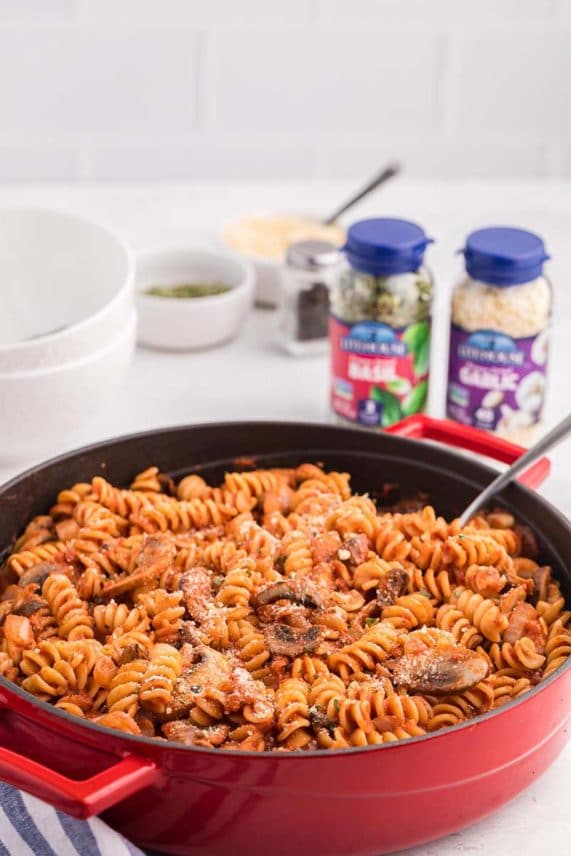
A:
446;324;548;433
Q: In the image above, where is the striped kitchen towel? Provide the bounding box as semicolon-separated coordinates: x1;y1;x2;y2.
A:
0;783;145;856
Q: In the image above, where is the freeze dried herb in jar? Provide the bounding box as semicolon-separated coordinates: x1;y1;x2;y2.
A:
331;269;433;327
446;226;551;446
330;217;434;430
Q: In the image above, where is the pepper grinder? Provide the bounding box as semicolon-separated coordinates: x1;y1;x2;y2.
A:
277;240;343;356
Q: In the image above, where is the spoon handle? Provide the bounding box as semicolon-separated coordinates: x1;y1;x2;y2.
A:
323;161;401;226
458;413;571;526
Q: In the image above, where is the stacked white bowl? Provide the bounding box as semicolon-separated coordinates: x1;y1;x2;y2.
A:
0;209;135;464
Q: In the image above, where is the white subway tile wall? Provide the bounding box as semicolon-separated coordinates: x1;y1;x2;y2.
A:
0;0;568;180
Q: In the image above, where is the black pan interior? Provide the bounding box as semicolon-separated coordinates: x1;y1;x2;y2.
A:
1;421;569;601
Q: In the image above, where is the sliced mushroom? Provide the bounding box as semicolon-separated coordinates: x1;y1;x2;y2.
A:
256;580;322;610
514;524;539;560
180;622;205;649
264;623;321;658
513;563;551;601
12;597;46;618
156;643;232;724
185;644;232;689
340;534;368;566
162;720;229;747
389;628;489;695
179;566;213;622
102;534;175;598
18;562;68;588
376;566;409;606
14;517;55;550
531;565;552;601
134;711;156;738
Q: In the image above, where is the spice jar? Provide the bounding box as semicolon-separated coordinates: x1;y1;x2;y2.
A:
330;217;434;429
277;240;342;356
446;227;551;446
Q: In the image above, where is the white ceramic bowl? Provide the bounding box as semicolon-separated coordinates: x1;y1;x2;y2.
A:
0;209;134;372
135;249;255;351
0;311;136;462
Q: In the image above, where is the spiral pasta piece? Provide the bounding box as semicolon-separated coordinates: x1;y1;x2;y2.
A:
308;670;346;720
275;678;312;749
353;557;395;593
234;624;271;681
410;565;453;601
43;575;94;640
328;623;400;679
139;643;183;714
436;604;483;649
449;586;508;642
381;593;434;630
282;530;313;577
130;466;164;493
543;620;571;678
327;496;378;541
443;535;512;573
107;659;147;716
488;638;546;673
138;589;184;644
94;711;142;735
374;525;411;563
487;669;532;708
408;537;445;573
93;601;149;638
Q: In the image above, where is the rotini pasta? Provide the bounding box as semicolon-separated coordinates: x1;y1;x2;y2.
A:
0;462;568;752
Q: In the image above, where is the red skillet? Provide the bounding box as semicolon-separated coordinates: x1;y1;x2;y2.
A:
0;416;567;856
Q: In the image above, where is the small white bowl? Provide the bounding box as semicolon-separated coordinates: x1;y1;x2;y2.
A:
0;312;136;462
135;249;255;351
0;209;134;372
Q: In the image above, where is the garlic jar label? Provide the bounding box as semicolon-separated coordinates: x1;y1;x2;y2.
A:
446;325;548;434
330;317;430;428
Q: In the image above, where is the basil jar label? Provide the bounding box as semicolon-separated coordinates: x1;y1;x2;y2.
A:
446;325;548;432
330;316;430;428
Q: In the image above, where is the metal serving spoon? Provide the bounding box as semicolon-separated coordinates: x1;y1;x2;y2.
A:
322;161;401;225
458;412;571;526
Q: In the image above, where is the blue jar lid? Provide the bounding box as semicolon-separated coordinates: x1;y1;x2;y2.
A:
462;227;550;286
344;218;433;276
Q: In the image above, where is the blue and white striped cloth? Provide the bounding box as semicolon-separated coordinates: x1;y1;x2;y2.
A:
0;783;144;856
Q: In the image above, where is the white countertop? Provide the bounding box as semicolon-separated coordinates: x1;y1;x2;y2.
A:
1;180;570;853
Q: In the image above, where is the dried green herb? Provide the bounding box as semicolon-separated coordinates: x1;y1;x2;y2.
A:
365;617;379;627
332;269;432;327
145;282;231;299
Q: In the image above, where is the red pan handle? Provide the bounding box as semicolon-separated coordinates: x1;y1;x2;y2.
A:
386;414;550;489
0;743;158;818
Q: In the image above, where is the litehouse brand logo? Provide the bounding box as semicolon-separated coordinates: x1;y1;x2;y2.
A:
457;330;524;367
340;321;407;357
